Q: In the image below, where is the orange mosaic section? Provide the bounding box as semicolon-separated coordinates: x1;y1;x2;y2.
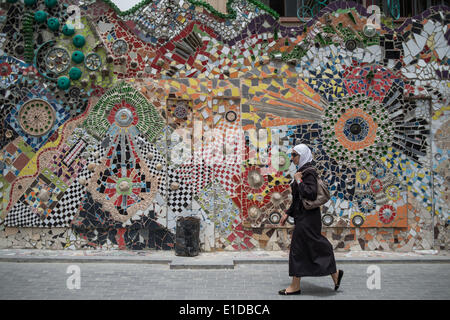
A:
334;108;378;151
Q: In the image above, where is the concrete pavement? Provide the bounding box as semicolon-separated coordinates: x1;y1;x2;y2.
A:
0;248;448;302
0;261;449;300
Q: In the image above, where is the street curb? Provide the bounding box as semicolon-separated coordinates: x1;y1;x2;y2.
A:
0;255;449;268
0;255;172;264
170;259;235;269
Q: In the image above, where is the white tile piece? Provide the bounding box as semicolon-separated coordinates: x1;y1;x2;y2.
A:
354;52;364;60
402;42;411;58
330;44;337;56
363;52;373;63
406;65;416;73
367;45;381;55
213;115;222;126
403;72;416;79
403;54;413;65
406;39;421;56
413;33;427;51
201;109;210;119
435;46;448;60
423;20;435;35
387;59;395;69
418;59;426;67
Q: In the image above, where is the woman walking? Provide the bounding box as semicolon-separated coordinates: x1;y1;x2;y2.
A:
278;144;343;295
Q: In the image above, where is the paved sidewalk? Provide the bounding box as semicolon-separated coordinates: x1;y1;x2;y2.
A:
0;249;448;268
0;261;449;300
0;249;448;301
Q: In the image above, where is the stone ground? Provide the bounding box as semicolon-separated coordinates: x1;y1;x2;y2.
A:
0;260;449;300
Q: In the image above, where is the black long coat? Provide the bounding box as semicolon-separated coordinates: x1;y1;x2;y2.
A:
286;162;337;277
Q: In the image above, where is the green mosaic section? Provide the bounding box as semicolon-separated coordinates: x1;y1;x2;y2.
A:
83;82;165;141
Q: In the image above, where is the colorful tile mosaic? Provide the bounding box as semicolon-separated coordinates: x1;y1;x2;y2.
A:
0;0;448;252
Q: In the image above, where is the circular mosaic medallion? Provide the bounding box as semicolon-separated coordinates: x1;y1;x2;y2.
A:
356;169;371;185
378;204;396;224
174;104;188;119
363;24;377;38
18;99;56;136
248;206;261;220
115;108;134;127
356;194;376;213
322;214;334;226
335;108;376;150
69;87;81;99
85;53;102;71
112;39;128;56
270;191;283;205
345;39;357;51
45;47;70;74
0;62;11;76
321;94;392;168
247;170;264;189
370;179;383;193
344;117;369;141
372;163;386;179
352;214;365;227
385;185;400;201
269;212;282;224
225;110;237;122
116;178;132;195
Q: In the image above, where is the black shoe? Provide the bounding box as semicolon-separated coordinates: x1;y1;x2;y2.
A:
278;289;301;295
334;269;344;291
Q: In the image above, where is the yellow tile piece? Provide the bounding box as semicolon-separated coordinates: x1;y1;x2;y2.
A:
231;87;240;96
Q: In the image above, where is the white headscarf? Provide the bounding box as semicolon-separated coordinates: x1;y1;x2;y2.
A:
293;144;313;170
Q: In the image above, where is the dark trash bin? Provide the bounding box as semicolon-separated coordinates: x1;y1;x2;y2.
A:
175;216;200;257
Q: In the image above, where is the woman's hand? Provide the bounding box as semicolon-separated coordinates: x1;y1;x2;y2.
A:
294;172;302;181
280;214;289;226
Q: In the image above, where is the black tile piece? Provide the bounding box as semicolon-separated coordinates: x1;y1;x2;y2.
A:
384;41;394;49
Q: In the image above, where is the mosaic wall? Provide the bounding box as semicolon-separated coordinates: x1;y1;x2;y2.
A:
0;0;448;251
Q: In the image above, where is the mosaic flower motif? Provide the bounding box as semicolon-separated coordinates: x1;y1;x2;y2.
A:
89;140;158;223
378;204;396;224
241;199;262;222
370;179;383;193
385;185;400;201
356;169;371;185
0;56;24;88
356;194;376;214
107;101;139;127
0;62;12;77
242;165;268;194
83;82;164;141
372;162;387;179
